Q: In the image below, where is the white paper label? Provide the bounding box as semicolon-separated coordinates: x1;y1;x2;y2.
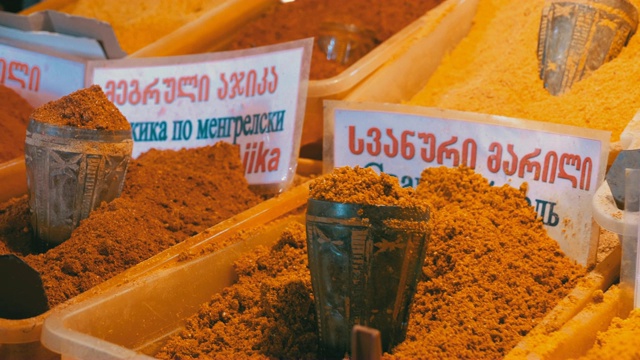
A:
0;42;85;106
87;40;311;186
326;101;610;266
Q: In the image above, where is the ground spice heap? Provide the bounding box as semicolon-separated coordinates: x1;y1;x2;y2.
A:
0;142;262;310
156;222;317;360
225;0;442;79
387;166;585;359
308;165;422;208
60;0;223;54
154;166;584;359
572;308;640;359
409;0;640;142
0;85;33;162
30;85;130;130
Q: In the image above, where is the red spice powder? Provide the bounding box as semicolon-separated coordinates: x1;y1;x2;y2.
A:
0;142;262;310
0;85;33;162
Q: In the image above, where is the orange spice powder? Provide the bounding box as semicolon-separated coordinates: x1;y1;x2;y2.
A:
409;0;640;142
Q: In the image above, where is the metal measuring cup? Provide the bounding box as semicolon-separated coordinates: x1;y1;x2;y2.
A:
306;198;430;358
538;0;638;95
24;119;133;246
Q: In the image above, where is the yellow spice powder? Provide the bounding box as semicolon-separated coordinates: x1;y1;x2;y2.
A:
574;308;640;359
62;0;221;54
409;0;640;142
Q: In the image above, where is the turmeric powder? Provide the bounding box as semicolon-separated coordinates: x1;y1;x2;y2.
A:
573;308;640;359
410;0;640;142
60;0;224;54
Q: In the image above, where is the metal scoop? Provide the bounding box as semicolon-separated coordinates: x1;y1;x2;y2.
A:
306;198;430;358
538;0;638;95
0;254;48;319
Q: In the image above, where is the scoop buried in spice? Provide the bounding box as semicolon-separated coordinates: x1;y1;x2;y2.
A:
306;166;431;357
537;0;638;95
24;85;133;247
0;85;133;318
0;254;48;319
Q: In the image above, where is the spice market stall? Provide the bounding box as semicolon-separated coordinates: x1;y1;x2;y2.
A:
1;0;639;358
39;166;620;359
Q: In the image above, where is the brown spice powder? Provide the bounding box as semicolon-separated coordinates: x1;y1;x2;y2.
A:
308;165;423;209
156;222;317;360
0;85;33;162
0;142;262;310
225;0;442;80
30;85;130;131
388;166;585;359
409;0;640;142
155;166;584;359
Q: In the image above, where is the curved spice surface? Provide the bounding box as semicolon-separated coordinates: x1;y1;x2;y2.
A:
392;166;584;359
225;0;442;80
308;165;422;208
0;142;262;310
0;85;33;162
409;0;640;142
30;85;130;130
155;166;584;359
574;308;640;359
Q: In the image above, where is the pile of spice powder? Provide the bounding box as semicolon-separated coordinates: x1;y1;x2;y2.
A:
154;165;584;359
156;221;318;360
0;85;33;162
59;0;224;54
308;165;423;209
573;308;640;359
409;0;640;142
30;85;130;130
0;142;262;310
225;0;442;80
388;166;585;359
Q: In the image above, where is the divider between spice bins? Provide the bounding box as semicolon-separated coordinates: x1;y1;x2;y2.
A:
0;158;26;203
505;244;622;359
40;183;311;360
543;114;640;359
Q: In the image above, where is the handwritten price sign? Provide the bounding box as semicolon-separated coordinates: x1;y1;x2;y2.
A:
325;101;610;267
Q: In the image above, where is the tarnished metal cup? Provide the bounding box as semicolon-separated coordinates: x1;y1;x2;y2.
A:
538;0;638;95
24;119;133;245
317;22;378;66
306;199;430;358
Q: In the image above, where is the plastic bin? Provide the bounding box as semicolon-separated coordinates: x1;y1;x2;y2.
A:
505;246;623;359
0;158;26;204
0;173;311;360
19;0;474;158
344;0;636;166
40;183;309;360
39;185;621;360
